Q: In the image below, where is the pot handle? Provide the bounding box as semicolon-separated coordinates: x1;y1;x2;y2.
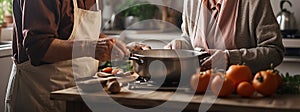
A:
197;52;211;65
199;56;210;65
129;56;144;65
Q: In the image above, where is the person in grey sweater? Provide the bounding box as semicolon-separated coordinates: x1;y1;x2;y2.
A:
165;0;285;73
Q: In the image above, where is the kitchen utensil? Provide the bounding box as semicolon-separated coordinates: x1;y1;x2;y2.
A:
276;0;298;35
129;49;210;86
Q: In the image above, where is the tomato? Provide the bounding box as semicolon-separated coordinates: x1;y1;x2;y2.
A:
226;64;253;87
236;81;255;97
266;69;283;88
252;71;279;96
102;67;113;73
211;73;235;97
190;70;212;94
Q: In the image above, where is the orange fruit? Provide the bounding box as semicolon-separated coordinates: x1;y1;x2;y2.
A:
190;70;211;94
226;65;253;87
211;73;235;97
252;71;279;96
236;81;255;97
266;70;283;88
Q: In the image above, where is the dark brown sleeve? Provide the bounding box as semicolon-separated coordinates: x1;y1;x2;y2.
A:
22;0;60;66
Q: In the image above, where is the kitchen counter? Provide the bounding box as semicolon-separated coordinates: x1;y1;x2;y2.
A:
50;86;300;112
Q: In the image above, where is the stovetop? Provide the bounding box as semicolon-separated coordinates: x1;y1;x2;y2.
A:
127;76;190;91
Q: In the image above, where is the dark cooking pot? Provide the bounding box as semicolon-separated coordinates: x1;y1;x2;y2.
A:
129;49;210;86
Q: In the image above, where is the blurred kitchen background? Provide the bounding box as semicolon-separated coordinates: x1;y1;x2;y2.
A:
2;0;300;40
1;0;300;111
101;0;183;30
271;0;300;30
100;0;184;47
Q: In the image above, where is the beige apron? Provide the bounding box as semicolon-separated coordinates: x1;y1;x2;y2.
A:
5;0;101;111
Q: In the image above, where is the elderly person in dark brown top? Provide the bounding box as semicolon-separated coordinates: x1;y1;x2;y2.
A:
5;0;130;111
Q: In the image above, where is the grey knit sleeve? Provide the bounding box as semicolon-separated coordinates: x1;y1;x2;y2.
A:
227;0;285;73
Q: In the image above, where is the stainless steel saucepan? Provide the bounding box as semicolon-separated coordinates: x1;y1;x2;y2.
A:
129;49;210;86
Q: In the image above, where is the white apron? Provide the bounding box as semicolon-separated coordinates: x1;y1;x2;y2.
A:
5;0;101;111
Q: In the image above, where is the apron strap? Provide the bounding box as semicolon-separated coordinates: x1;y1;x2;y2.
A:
72;0;78;10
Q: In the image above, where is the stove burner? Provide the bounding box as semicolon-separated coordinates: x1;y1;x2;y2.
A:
128;76;189;91
135;76;148;82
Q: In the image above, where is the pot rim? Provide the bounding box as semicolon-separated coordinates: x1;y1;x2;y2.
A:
131;49;208;60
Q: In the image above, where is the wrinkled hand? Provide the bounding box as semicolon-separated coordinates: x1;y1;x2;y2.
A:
95;38;130;62
111;39;131;60
200;49;228;71
126;42;151;52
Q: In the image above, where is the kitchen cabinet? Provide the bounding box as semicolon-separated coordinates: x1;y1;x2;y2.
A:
0;43;12;111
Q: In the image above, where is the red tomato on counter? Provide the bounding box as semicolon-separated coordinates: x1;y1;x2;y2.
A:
252;71;279;96
102;67;113;73
211;73;235;97
226;64;253;87
190;70;212;94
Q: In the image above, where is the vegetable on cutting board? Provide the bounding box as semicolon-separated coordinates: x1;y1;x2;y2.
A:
102;67;113;73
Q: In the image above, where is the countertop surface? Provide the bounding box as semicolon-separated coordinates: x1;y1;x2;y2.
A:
282;38;300;48
51;86;300;112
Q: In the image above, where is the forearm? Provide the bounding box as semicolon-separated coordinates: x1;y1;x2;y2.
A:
42;39;93;63
227;47;284;73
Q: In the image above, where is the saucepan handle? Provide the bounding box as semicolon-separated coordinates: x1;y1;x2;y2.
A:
199;56;210;65
197;52;211;65
129;55;144;65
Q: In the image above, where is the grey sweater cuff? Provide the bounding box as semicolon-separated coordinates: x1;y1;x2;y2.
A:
227;50;242;65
